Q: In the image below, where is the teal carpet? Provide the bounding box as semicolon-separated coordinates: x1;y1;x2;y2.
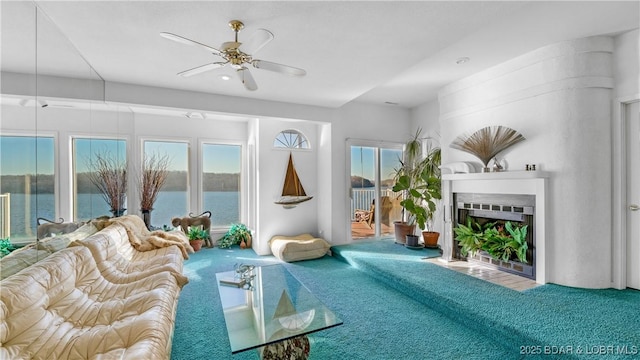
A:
171;239;640;359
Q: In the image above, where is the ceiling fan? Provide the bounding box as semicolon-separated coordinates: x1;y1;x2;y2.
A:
160;20;306;91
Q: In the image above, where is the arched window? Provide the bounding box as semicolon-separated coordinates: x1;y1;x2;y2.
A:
273;129;310;149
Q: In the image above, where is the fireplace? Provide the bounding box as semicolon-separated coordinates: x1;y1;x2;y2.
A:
454;193;535;279
441;171;548;284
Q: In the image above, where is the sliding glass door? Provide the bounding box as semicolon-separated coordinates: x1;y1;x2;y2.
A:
349;142;402;240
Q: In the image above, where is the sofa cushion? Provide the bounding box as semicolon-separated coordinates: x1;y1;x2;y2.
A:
75;224;187;287
0;246;180;360
0;246;52;280
37;222;98;252
270;234;331;262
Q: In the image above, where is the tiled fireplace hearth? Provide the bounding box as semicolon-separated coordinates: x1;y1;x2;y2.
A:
441;171;548;284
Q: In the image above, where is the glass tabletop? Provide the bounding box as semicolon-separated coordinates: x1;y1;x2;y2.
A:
215;264;343;354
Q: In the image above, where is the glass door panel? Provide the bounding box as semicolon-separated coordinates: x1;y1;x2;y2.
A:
380;148;403;236
350;146;375;239
350;144;403;240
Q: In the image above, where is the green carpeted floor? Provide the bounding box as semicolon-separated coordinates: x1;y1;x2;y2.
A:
171;239;640;359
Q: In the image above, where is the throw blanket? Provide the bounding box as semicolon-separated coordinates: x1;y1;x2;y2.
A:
107;215;194;260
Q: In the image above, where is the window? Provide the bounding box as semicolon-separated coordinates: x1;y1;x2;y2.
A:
73;138;127;221
273;129;309;149
142;140;189;228
202;143;241;227
0;135;55;241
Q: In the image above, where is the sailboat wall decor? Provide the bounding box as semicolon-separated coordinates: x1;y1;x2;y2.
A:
275;152;313;208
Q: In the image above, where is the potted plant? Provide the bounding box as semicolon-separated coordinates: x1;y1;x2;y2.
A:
138;152;170;230
0;238;14;258
86;151;128;217
218;223;252;249
454;218;528;264
391;128;442;245
187;227;208;252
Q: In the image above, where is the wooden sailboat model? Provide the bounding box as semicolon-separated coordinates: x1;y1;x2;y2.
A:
275;153;313;208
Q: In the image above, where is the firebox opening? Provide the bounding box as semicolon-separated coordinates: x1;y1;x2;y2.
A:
454;193;536;280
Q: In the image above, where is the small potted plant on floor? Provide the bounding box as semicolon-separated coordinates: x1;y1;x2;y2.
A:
392;128;442;246
187;227;208;252
218;223;252;249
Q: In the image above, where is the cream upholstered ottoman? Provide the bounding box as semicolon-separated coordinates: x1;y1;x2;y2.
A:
269;234;330;262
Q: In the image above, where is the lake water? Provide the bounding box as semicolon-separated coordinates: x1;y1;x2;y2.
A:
4;191;239;239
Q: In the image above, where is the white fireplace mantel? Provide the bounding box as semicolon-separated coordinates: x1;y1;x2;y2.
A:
441;171;549;284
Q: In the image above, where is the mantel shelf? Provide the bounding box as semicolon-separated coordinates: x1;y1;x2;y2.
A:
442;170;549;181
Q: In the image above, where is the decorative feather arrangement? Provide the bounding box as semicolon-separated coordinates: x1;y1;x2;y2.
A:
450;126;525;169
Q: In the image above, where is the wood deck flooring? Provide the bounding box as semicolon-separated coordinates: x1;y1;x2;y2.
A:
350;221;394;239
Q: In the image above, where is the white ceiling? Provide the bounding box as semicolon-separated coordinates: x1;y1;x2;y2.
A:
3;1;639;109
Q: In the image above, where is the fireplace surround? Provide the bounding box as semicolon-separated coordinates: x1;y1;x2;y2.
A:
441;171;548;284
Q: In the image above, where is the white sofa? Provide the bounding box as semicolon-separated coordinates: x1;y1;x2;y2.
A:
0;217;188;359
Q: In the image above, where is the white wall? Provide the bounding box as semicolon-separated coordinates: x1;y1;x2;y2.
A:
437;36;615;288
613;29;640;99
253;118;320;255
611;29;640;288
410;99;443;236
327;102;412;245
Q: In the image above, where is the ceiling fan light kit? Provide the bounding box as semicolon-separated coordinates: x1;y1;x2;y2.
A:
161;20;306;91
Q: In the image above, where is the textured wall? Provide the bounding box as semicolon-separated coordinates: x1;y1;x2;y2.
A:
438;36;614;288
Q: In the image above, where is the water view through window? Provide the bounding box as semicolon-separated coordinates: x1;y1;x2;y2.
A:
0;136;56;240
143;140;189;228
73;138;127;221
202;143;241;227
350;145;403;239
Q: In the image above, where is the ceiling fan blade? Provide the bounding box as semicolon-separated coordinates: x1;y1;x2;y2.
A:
177;62;226;77
236;67;258;91
252;60;306;77
239;29;274;55
160;32;221;55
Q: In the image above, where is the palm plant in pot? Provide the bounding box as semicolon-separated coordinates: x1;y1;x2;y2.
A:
392;129;442;246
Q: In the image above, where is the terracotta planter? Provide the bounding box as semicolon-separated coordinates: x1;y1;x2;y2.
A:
422;231;440;248
393;221;416;244
190;239;204;252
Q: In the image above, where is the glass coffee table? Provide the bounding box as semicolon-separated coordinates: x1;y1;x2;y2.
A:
216;264;343;359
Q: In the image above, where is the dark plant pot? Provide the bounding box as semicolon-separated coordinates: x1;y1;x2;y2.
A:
190;239;203;252
406;234;420;247
110;208;127;217
141;208;153;230
393;221;416;244
422;231;440;248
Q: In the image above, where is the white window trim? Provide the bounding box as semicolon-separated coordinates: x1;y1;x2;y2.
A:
0;131;59;241
199;138;246;231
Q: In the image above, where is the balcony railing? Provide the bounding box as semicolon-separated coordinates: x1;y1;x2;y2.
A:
351;188;399;221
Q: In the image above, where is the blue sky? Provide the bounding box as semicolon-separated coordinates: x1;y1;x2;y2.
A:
0;136;55;175
350;146;402;181
0;136;241;175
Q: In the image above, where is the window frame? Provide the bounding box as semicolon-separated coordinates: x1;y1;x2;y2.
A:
69;133;130;222
0;130;59;241
199;138;246;230
273;128;311;151
138;136;191;227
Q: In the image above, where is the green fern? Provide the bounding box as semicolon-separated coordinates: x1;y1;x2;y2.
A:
0;238;14;258
218;223;252;249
